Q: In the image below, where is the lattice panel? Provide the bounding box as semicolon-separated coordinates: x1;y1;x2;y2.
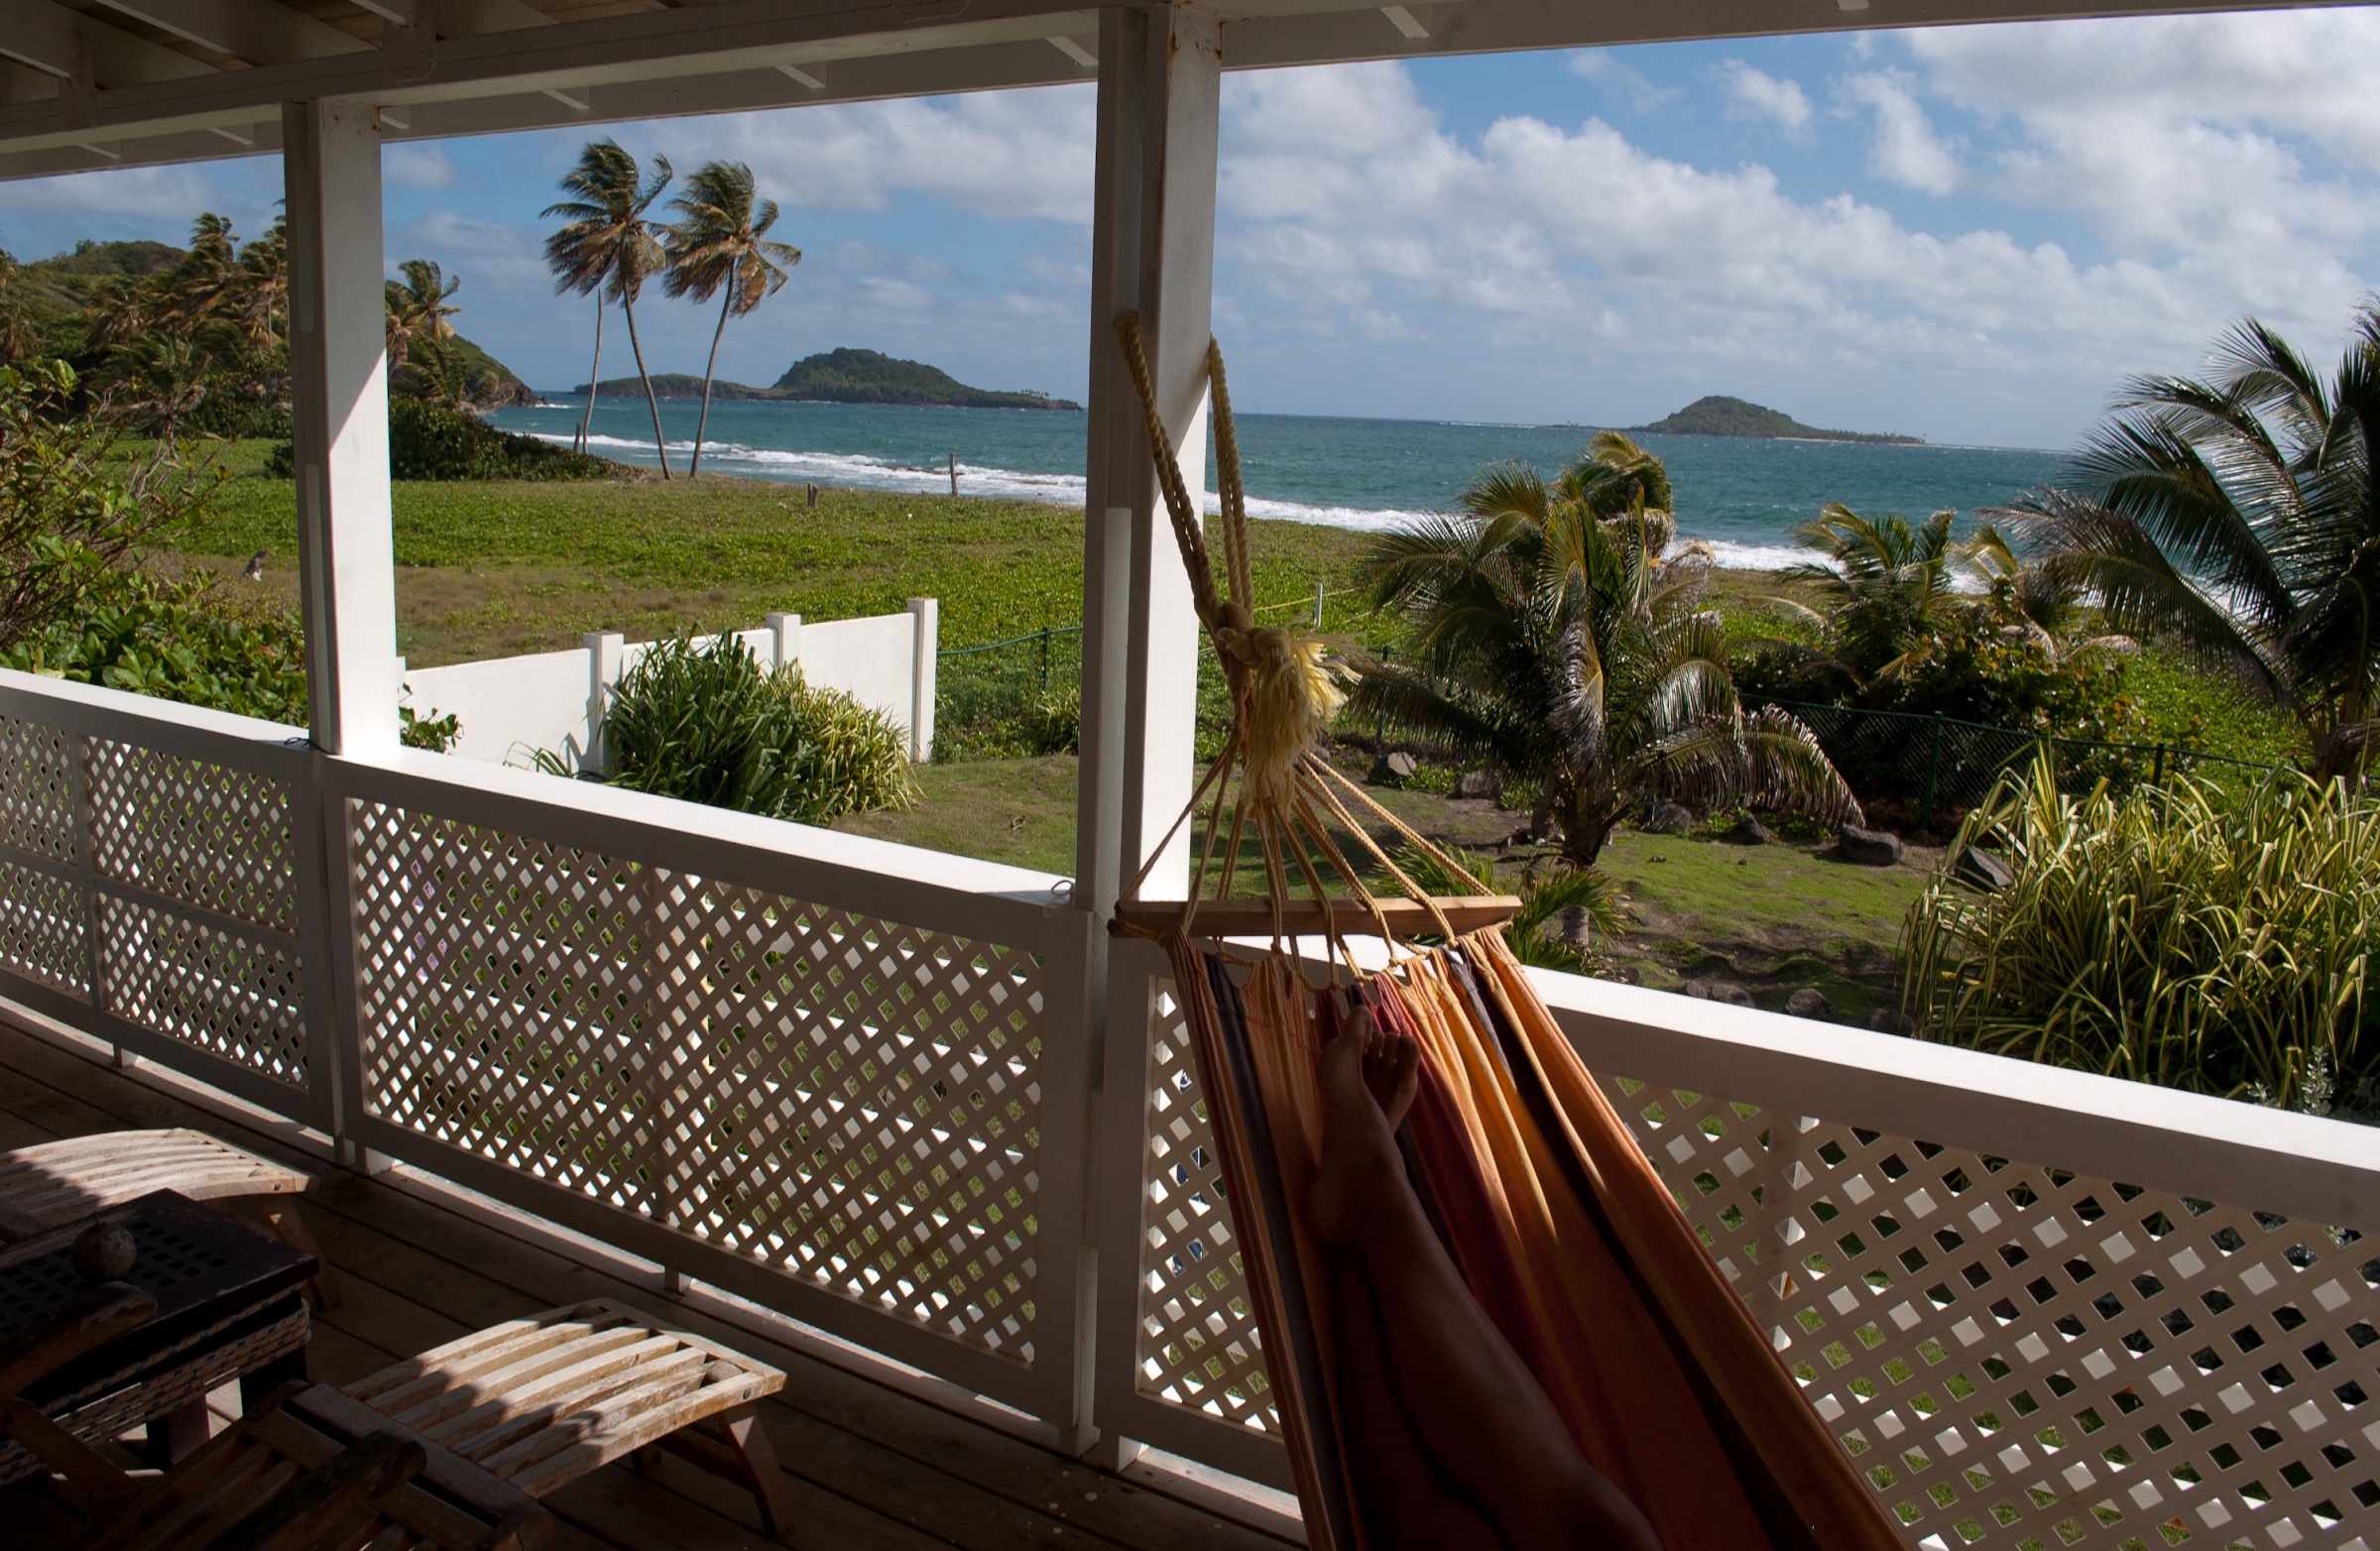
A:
1616;1077;2380;1551
87;741;295;932
98;895;305;1083
348;800;1046;1363
0;714;77;864
1136;975;1276;1433
0;855;87;997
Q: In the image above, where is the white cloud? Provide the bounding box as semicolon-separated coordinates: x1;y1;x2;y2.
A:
642;87;1093;225
1719;60;1814;139
385;143;459;191
1842;70;1962;194
1569;50;1676;113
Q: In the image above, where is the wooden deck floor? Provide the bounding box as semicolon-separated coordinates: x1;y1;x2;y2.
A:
0;1016;1302;1551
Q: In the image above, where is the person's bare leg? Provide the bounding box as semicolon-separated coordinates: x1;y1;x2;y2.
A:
1326;1250;1506;1550
1307;1009;1660;1551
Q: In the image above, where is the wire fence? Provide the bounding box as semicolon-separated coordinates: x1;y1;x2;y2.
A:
1751;697;2287;830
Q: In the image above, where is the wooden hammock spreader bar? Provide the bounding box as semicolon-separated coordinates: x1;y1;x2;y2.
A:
1112;895;1520;939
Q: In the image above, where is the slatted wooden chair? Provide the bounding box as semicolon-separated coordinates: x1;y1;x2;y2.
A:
3;1282;548;1551
0;1131;341;1309
344;1299;798;1540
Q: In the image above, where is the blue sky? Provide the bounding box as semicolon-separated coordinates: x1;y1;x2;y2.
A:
6;10;2380;448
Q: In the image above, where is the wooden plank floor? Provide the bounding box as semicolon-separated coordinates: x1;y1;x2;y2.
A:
0;1019;1300;1551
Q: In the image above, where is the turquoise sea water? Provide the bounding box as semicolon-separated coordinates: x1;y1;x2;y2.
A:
486;397;2070;570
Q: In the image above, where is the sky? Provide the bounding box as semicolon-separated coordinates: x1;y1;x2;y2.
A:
5;9;2380;449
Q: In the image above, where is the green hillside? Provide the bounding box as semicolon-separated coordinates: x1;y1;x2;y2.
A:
1633;395;1920;444
570;348;1079;411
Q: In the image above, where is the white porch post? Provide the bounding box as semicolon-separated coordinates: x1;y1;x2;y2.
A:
1076;0;1220;913
285;98;399;756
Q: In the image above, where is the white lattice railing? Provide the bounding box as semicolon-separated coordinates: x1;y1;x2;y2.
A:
9;666;2380;1541
322;750;1095;1423
0;675;331;1128
1100;942;2380;1550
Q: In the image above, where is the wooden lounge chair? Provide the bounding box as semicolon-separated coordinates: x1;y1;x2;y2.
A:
0;1130;341;1309
4;1282;549;1551
344;1299;797;1539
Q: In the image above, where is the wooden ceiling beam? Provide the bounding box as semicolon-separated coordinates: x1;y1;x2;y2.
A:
89;0;372;65
0;0;219;87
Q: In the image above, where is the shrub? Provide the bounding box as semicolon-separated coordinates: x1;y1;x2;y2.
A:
603;632;916;822
1901;751;2380;1116
264;400;623;481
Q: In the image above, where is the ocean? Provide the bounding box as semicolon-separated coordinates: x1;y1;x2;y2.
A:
485;397;2071;571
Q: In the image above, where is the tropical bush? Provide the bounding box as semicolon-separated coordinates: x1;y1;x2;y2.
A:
266;400;620;482
1353;441;1859;865
1997;300;2380;775
1901;752;2379;1116
0;359;308;725
603;632;916;822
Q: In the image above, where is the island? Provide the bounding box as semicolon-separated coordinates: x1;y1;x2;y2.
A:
569;348;1081;411
1630;396;1921;445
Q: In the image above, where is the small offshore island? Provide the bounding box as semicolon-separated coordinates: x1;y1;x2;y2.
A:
1629;395;1923;445
572;347;1082;411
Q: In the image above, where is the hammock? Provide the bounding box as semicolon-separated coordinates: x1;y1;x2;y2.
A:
1110;314;1908;1550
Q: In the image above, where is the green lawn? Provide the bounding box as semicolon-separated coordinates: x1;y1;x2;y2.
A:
173;448;1372;666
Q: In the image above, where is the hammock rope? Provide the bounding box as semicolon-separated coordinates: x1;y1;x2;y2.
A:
1108;313;1907;1551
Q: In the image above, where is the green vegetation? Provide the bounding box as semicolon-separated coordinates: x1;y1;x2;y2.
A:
0;361;305;725
1631;395;1920;445
1355;436;1857;865
2003;301;2380;777
603;632;916;822
378;400;621;482
1903;753;2378;1116
179;467;1370;666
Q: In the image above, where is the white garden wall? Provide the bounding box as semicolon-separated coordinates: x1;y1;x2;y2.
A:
401;600;937;771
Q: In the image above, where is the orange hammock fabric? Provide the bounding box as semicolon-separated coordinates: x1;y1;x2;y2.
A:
1167;928;1906;1551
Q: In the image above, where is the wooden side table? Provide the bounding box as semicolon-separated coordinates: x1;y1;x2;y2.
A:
0;1188;316;1486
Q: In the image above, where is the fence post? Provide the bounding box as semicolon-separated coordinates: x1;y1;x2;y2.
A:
2153;743;2165;785
1921;711;1945;833
1040;626;1051;692
1313;579;1325;629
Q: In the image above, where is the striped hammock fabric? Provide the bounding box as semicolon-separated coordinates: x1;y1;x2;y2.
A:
1165;928;1907;1551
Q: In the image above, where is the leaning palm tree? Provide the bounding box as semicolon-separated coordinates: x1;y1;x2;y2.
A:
543;140;673;476
384;258;460;364
1999;301;2380;773
1352;462;1861;866
661;162;800;478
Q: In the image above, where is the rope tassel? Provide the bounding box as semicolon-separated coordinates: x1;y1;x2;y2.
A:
1111;313;1509;957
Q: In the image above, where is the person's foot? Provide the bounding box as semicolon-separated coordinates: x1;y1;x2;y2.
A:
1307;1007;1411;1248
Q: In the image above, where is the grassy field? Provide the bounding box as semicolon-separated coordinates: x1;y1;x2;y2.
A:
835;754;1931;1015
174;445;1373;666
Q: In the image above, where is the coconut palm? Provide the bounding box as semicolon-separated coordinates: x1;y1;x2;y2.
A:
543;140;673;476
1999;302;2380;773
661;161;800;478
1564;429;1673;523
1761;505;1963;688
384;258;460;364
1352;462;1861;866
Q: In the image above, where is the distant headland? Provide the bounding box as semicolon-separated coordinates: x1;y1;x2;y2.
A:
1628;396;1922;445
568;348;1081;411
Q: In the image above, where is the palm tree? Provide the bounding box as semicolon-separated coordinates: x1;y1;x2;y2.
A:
662;161;800;478
384;258;460;364
1352;462;1860;866
1760;505;1963;690
544;140;673;476
1999;302;2380;772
